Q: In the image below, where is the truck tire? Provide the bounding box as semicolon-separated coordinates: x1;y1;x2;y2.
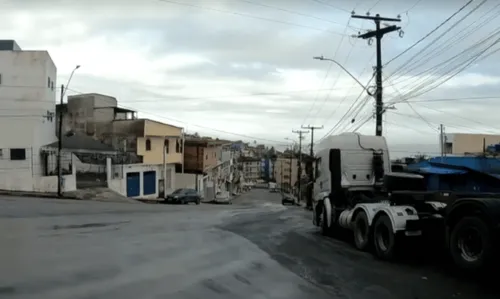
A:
449;216;494;271
321;207;330;236
353;211;371;251
373;214;397;260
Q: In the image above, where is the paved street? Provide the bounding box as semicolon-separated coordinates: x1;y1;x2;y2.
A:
0;189;497;299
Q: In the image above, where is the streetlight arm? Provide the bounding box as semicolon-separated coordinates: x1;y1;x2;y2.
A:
313;56;373;96
62;65;80;98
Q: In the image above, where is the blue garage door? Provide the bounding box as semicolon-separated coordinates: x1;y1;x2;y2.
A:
143;171;156;195
126;172;140;197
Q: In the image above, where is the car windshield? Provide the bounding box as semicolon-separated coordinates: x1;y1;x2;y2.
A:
172;189;185;195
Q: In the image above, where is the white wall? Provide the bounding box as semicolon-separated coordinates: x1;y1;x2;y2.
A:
107;160;175;200
175;173;200;190
0;151;77;193
0;50;58;185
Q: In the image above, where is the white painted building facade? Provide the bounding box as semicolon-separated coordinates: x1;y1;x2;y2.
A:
0;40;76;192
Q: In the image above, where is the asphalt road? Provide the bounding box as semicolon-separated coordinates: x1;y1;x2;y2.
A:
0;189;497;299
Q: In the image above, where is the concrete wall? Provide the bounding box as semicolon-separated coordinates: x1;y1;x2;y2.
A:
107;160;175;200
0;49;74;192
445;133;500;154
0;151;77;192
175;173;204;191
0;50;58;180
62;94;118;136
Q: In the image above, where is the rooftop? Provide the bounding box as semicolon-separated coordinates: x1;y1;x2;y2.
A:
43;132;117;152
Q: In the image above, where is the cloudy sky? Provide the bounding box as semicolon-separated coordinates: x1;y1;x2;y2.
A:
2;0;500;157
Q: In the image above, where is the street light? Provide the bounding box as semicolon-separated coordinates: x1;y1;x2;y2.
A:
57;64;80;197
313;56;373;96
62;65;80;97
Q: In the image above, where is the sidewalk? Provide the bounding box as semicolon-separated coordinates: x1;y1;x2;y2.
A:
0;190;78;200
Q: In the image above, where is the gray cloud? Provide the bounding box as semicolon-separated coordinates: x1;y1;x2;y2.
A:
2;0;499;152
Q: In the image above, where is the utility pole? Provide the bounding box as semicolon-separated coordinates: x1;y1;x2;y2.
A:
439;124;444;162
280;159;284;193
302;125;323;209
288;145;292;194
57;84;64;197
163;140;168;199
292;129;308;204
352;13;401;136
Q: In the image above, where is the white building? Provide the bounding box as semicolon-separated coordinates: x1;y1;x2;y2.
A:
0;40;76;192
240;157;261;182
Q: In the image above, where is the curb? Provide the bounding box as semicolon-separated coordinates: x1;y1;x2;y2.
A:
0;190;79;200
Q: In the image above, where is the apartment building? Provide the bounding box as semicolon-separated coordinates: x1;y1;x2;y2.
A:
240;156;261;182
273;155;306;191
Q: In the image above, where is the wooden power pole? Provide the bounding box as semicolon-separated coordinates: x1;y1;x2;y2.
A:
351;13;401;136
302;125;323;209
292;129;308;204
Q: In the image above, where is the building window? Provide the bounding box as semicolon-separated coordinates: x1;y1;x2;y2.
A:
51;81;54;91
145;139;151;151
10;148;26;160
164;139;169;153
206;154;208;160
47;77;50;88
0;74;2;85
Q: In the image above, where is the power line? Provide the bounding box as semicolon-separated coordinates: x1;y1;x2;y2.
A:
406;96;500;104
0;85;361;104
386;27;500;90
385;0;474;67
63;87;290;145
308;19;358;124
302;17;353;125
156;0;348;36
386;0;484;80
310;0;351;13
407;103;500;132
316;74;375;143
386;4;500;87
388;33;500;102
318;52;376;136
234;0;351;27
399;0;423;14
367;0;382;12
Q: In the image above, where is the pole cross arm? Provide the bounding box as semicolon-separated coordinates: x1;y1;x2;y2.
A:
352;15;401;22
357;25;401;39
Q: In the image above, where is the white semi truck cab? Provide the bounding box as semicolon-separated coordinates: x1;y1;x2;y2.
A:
312;132;500;272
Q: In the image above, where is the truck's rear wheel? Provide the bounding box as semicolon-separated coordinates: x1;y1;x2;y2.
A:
373;214;397;260
353;211;371;251
321;207;330;236
449;216;494;271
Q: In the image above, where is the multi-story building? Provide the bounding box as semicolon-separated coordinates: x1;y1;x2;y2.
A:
444;133;500;155
240;156;261;182
273;155;306;192
56;93;184;167
183;137;225;200
0;40;77;192
219;143;235;193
